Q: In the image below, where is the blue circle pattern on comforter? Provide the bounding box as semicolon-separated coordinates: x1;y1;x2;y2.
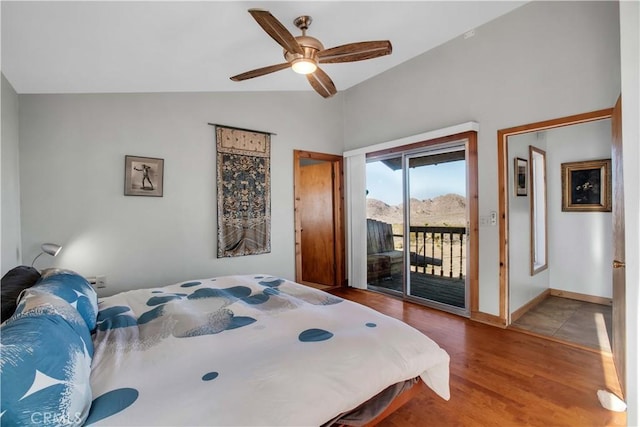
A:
87;275;347;424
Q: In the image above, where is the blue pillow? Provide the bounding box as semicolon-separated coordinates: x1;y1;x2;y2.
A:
30;269;98;331
12;291;94;357
0;293;93;426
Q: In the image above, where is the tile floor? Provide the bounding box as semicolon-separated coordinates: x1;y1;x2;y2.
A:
510;296;613;353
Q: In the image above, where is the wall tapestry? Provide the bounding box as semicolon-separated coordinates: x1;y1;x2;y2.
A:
215;125;271;257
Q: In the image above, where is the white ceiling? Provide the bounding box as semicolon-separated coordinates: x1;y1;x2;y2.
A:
1;1;527;95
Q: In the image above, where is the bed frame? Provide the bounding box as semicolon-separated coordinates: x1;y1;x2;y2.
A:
331;378;428;426
363;380;427;426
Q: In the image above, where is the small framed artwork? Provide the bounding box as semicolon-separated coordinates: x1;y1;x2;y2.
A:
515;157;528;196
561;158;611;212
124;155;164;197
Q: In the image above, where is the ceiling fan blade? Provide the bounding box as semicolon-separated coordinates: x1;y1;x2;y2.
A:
230;62;291;81
306;67;337;98
248;9;304;56
318;41;392;64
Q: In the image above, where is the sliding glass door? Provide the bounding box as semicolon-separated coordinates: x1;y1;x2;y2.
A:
365;155;404;294
405;148;467;311
366;143;469;315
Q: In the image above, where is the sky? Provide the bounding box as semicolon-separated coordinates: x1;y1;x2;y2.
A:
366;159;466;206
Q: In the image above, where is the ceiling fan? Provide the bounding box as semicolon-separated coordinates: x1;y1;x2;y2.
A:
230;9;392;98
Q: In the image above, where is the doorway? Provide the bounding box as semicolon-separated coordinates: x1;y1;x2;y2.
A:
293;150;345;289
497;108;625;392
365;135;477;317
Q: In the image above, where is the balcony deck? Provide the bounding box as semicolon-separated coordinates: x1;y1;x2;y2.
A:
368;272;465;308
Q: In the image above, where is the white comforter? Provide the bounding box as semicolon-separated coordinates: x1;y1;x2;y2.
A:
88;275;449;426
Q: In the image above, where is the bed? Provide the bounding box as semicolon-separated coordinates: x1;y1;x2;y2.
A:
1;270;450;426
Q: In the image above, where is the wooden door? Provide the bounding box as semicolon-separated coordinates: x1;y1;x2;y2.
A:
611;95;626;395
294;150;345;288
299;161;336;286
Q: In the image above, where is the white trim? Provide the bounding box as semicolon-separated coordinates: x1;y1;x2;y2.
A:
345;154;368;289
343;121;480;158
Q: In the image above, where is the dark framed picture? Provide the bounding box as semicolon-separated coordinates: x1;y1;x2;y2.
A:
124;155;164;197
515;157;528;196
561;159;611;212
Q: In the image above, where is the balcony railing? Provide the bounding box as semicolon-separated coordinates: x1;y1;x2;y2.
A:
395;226;467;279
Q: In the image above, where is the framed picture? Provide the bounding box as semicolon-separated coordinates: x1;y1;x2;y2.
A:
561;158;611;212
124;155;164;197
515;157;528;196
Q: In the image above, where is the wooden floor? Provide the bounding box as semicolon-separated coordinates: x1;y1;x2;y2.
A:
330;288;626;427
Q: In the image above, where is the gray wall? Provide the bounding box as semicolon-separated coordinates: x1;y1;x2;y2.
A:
18;92;344;295
1;74;22;275
342;1;620;315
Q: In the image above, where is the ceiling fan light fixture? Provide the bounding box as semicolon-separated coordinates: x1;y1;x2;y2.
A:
231;10;391;98
291;58;317;75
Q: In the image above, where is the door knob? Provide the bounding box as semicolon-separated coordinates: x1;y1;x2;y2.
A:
613;260;626;269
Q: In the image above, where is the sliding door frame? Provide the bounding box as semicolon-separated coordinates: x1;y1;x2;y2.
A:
365;131;479;317
402;141;470;316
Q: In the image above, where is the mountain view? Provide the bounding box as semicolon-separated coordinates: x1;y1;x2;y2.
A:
367;193;466;226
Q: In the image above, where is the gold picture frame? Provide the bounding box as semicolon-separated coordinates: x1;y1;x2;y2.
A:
561;158;611;212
